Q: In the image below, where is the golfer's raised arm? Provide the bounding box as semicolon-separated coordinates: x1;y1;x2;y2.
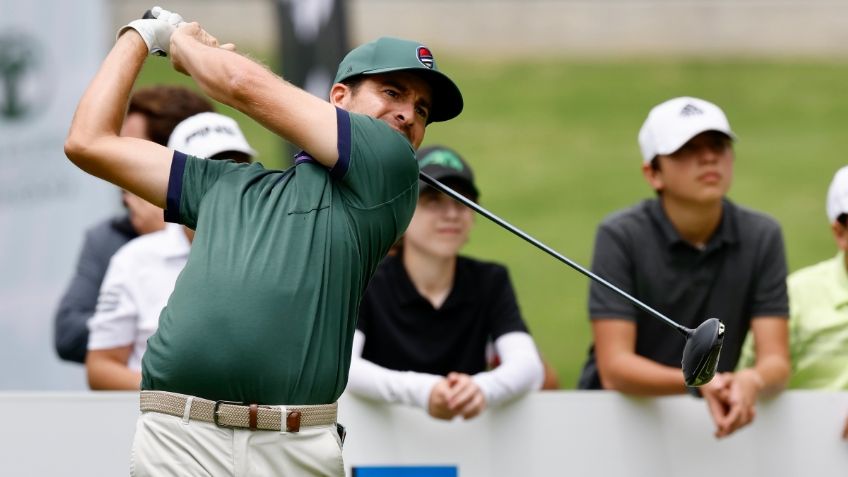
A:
169;23;339;168
64;31;172;209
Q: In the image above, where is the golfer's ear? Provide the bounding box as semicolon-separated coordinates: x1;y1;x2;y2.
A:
330;83;352;108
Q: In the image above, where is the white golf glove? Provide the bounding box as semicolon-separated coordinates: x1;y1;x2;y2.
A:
117;6;184;56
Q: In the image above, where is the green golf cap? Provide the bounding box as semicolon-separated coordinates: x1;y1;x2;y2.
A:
334;37;463;123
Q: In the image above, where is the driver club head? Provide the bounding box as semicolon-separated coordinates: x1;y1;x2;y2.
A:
681;318;725;387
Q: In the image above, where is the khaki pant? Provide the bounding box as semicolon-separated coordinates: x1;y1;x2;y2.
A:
130;411;345;476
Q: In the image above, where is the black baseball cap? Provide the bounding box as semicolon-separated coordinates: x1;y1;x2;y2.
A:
417;145;479;200
334;37;463;123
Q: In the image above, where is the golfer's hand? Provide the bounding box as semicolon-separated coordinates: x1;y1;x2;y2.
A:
427;378;454;420
117;6;184;56
445;372;487;420
170;22;237;75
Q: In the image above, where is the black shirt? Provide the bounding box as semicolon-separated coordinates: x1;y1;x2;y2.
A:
578;198;788;389
357;254;529;376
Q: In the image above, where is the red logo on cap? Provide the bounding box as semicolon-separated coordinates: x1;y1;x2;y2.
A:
417;46;434;69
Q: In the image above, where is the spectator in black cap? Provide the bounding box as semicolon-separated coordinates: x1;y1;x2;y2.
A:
346;145;547;420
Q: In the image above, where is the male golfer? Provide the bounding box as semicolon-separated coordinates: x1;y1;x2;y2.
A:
65;7;462;475
577;97;790;438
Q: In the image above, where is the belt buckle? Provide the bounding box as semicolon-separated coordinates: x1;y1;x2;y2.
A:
213;400;245;428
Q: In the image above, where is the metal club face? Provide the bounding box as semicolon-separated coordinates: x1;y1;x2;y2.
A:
681;318;725;387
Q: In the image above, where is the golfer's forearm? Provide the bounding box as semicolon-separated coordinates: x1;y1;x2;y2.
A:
66;33;146;164
172;37;247;108
173;36;337;165
600;354;687;396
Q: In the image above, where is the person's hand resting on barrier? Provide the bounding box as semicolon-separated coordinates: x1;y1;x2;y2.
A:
701;370;763;439
445;372;487;420
428;378;455;420
700;372;734;437
714;368;764;438
117;6;184;56
427;372;488;420
842;411;848;440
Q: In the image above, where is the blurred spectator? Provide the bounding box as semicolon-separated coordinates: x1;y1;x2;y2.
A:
85;112;255;390
739;165;848;439
347;146;545;420
54;86;213;364
577;97;790;438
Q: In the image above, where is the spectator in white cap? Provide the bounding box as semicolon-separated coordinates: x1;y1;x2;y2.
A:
167;111;256;164
738;165;848;439
577;96;790;439
85;112;255;390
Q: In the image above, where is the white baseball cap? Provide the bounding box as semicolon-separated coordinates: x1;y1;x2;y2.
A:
167;112;257;159
826;166;848;223
637;96;736;163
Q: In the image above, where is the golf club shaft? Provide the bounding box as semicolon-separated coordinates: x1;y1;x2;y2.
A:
420;172;690;337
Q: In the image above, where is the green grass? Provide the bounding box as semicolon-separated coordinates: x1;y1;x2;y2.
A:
138;56;848;388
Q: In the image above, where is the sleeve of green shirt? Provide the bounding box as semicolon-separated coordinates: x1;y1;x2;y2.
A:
164;152;244;230
335;110;419;209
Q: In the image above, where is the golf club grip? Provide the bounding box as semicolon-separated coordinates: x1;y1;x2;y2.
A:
419;172;688;336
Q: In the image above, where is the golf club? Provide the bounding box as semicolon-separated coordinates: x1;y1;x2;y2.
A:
420;172;725;387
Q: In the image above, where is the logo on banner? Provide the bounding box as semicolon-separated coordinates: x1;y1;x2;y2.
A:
0;31;52;123
417;46;434;69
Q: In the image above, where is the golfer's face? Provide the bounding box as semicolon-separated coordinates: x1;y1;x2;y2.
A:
655;131;734;203
404;189;473;258
340;72;432;149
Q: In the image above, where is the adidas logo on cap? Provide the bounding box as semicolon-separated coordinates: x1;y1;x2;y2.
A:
680;104;704;117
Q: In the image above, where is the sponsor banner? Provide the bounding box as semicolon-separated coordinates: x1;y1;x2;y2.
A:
0;0;116;389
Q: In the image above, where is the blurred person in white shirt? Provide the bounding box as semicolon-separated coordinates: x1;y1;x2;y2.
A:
85;112;255;389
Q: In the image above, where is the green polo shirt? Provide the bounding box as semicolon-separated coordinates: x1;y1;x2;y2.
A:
140;108;418;404
738;252;848;389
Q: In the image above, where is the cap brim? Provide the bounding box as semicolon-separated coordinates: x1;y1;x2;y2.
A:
659;127;736;157
419;175;479;200
358;67;463;123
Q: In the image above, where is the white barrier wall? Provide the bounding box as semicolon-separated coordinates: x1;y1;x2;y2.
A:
2;390;847;476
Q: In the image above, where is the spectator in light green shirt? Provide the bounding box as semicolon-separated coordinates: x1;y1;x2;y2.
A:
739;165;848;439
